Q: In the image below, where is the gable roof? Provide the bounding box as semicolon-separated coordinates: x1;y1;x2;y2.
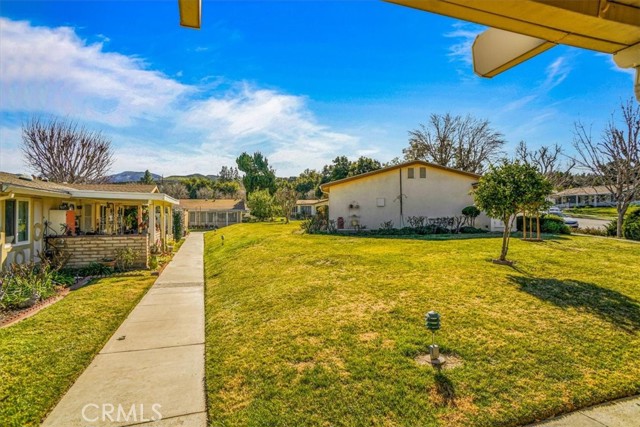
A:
66;183;159;193
320;160;481;191
179;199;246;211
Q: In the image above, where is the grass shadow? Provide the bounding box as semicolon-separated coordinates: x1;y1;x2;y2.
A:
508;275;640;332
343;232;569;242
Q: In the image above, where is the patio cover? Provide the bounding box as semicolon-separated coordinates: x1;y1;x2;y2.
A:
385;0;640;100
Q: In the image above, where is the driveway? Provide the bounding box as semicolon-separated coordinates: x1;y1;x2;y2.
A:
573;217;611;230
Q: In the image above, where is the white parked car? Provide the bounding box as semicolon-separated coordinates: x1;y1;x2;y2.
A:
555;212;579;228
548;207;562;215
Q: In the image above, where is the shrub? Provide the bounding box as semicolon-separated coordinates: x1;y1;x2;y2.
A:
606;220;618;237
623;209;640;241
114;247;136;271
79;262;113;277
577;227;608;236
462;206;481;227
0;260;58;310
380;220;394;230
173;209;184;239
516;214;570;234
460;226;488;234
149;255;159;270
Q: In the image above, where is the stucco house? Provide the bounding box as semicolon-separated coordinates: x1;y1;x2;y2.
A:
1;172;178;270
179;199;247;229
320;160;491;231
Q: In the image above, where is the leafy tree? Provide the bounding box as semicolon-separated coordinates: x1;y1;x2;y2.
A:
236;152;277;195
219;166;239;182
21;116;114;183
159;182;189;199
247;189;276;221
140;170;155;184
572;99;640;238
403;113;505;173
184;177;213;199
321;156;351;183
275;182;298;224
295;169;322;199
349;156;382;176
474;161;551;262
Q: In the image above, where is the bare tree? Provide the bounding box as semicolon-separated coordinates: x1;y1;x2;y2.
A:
516;141;575;189
572;99;640;238
21;116;114;183
403;113;505;174
195;187;215;200
159;182;189;199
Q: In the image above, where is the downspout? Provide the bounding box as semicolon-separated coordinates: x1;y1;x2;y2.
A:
399;168;404;227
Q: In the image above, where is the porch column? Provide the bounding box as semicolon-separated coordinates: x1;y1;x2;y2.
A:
160;205;165;247
137;205;142;234
149;202;156;244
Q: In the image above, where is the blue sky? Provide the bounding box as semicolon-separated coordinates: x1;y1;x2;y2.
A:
0;0;634;176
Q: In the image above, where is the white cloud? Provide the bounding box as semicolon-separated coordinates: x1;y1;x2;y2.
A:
542;56;571;90
0;18;190;126
444;22;485;71
0;18;362;176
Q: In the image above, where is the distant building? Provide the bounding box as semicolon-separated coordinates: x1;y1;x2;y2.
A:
552;186;619;207
291;199;327;218
179;199;247;229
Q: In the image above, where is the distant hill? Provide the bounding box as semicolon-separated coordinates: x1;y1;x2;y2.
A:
163;174;220;182
108;171;162;183
108;171;220;183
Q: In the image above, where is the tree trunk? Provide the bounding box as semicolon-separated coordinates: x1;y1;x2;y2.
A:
536;214;541;240
616;203;629;238
522;212;527;239
500;217;512;261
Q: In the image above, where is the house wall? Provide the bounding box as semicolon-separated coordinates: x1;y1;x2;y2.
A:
50;234;149;269
1;195;59;270
327;166;490;230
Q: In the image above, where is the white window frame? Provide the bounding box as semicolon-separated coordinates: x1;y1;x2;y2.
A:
4;198;30;246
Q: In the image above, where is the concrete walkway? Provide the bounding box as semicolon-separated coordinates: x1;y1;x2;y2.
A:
43;233;206;427
528;396;640;427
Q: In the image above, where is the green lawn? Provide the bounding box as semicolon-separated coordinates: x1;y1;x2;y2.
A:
204;223;640;427
0;273;155;427
565;206;639;221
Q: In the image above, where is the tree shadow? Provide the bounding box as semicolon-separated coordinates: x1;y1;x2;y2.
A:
433;370;456;407
508;275;640;332
341;232;570;243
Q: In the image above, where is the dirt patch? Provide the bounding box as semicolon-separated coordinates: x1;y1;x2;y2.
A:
415;352;464;370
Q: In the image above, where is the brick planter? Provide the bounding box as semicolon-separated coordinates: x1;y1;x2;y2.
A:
50;234;149;268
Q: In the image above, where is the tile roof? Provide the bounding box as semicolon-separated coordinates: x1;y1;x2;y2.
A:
178;199;246;211
65;183;158;193
0;172;74;194
320;160;480;191
296;199;321;205
553;186;613;197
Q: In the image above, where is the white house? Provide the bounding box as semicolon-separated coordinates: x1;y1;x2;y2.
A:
291;199;327;218
320;160;492;231
179;199;247;229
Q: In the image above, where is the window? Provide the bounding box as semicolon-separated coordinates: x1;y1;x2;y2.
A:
189;212;196;223
208;212;215;223
3;199;29;244
407;168;415;179
419;167;426;178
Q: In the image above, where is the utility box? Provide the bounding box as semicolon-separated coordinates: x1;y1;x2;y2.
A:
48;210;76;235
